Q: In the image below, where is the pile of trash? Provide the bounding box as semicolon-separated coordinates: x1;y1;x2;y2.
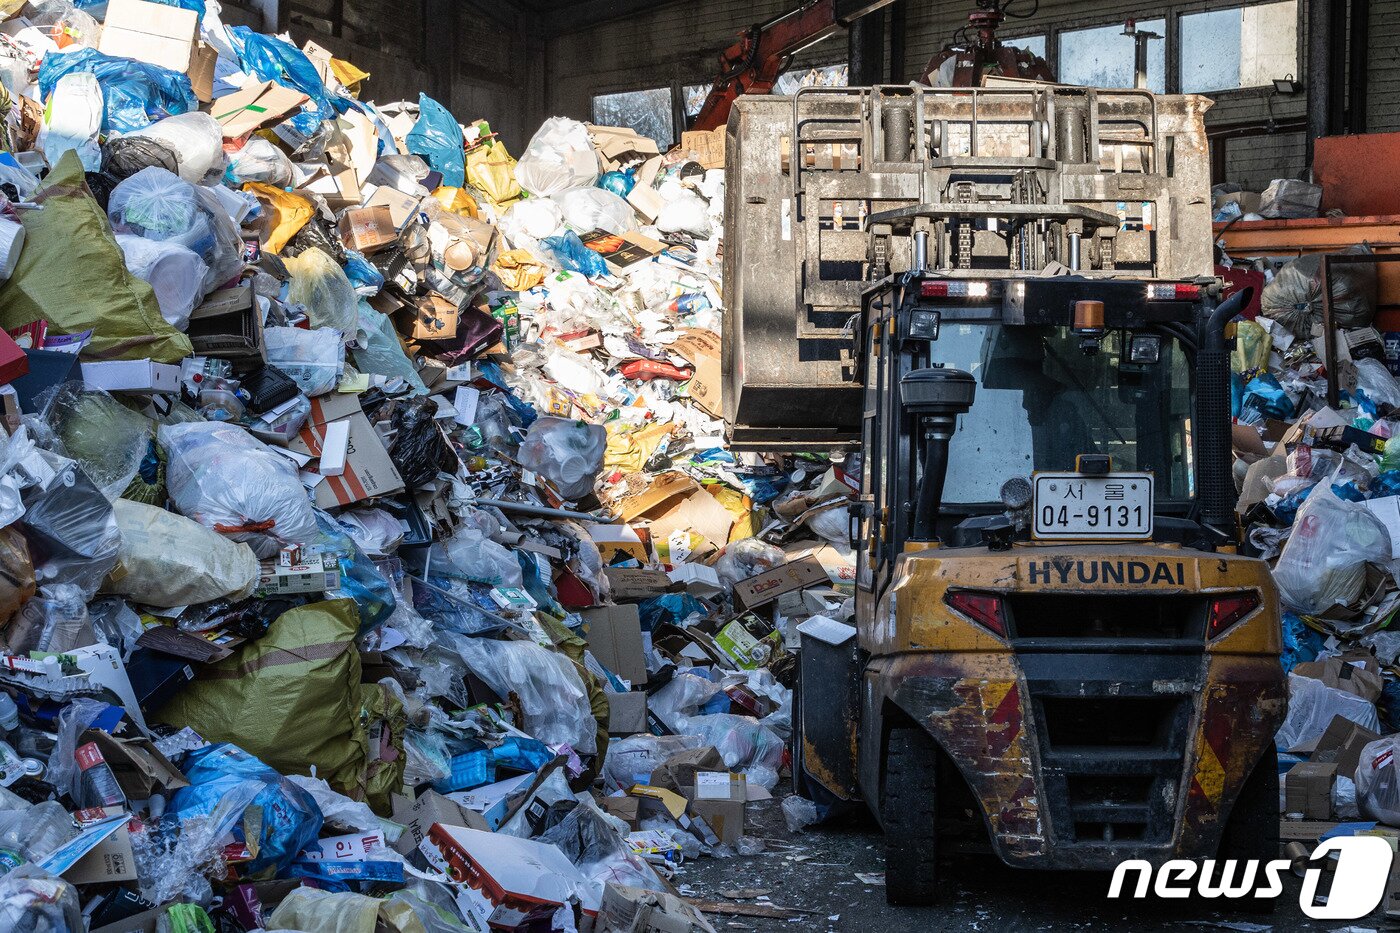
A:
0;2;858;929
1226;226;1400;837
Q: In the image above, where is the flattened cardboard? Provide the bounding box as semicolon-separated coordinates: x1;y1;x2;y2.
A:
1285;762;1336;820
599;795;641;829
290;395;405;508
213;80;310;138
670;329;721;418
603;567;674;600
583;604;647;685
98;0;196;77
64;823;138;883
597;882;718;933
732;556;829;609
581;229;665;274
1294;657;1384;703
1303;713;1383;777
679;128;725;170
606;690;648;735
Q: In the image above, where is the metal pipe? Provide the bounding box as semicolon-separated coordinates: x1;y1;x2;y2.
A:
1067;232;1082;271
911;415;955;541
472;497;608;523
912;229;928;271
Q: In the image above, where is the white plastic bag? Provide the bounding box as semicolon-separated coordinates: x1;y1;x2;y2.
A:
453;637;597;753
1276;672;1381;753
285;247;360;337
159;420;320;558
264;326;345;397
551;187;636;236
656;189;713;239
514;117;598;197
115;233;208;331
517;416;605;500
439;523;523;588
649;672;721;731
1354;358;1400;410
500;197;564;250
715;538;788;588
39;72;101;172
1355;735;1400;825
102;499;259;607
227;136;294;188
335;508;404;558
1273;484;1391;613
125;112;226;185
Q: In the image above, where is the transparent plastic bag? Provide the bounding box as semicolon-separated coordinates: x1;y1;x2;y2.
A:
286;773;380;833
1273;483;1391;613
125;111;226;185
453;637;597;753
103;499;260;608
518;416;606;500
108;166;242;295
1355;734;1400;824
440;522;524;588
18;454;120;598
39;381;153;501
676;713;785;789
285;246;359;337
159;420;320;558
0;865;83;932
1355;358;1400;410
601;734;701;791
0;800;76;864
116;232;208;330
781;795;819;832
227;135;294;187
264;326;345;397
1276;672;1381;753
514;117;598;196
6;582;91;654
649;672;721;731
337;507;404;558
715;538;787;589
354;305;427;394
552;186;636;236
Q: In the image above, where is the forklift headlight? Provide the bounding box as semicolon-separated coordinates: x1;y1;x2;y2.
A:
908;309;941;340
1128;333;1162;364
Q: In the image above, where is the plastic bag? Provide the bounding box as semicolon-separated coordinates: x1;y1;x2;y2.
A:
354;305;427;394
170;743;324;876
542;230;609;278
125;111;226;185
40;381;153;500
6;582;91;653
657;189;713;239
159;420;320;557
0;866;82;932
1276;672;1382;753
116;233;208;330
515;117;598;196
602;734;702;791
227;26;335;138
19;454;120;598
0;527;34;635
242;180;314;254
518;417;605;500
286;774;380;833
440;522;524;588
675;712;785;789
1273;483;1391;613
108;166;243;296
1355;735;1400;824
1355;358;1400;410
337;507;404;557
37;46;196;134
285;246;359;336
1260;245;1378;336
466;139;522;207
264;326;345;397
552;186;636;236
781;795;819;832
39;71;102;171
715;538;788;588
453;637;597;753
313;510;396;631
500;196;564;250
406;93;465;188
269;887;420;932
227;136;294;187
102;134;180;180
103;499;259;607
649;672;721;731
1259;178;1322;219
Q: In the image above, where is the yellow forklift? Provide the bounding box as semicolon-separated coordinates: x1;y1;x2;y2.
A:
722;83;1286;903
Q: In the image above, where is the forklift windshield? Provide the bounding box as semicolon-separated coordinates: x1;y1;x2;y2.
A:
937;323;1196;506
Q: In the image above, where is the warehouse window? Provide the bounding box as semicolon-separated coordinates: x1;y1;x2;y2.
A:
592;88;675;148
1058;19;1166;93
774;63;849;94
1002;34;1047;59
1179;2;1298;93
683;83;712;118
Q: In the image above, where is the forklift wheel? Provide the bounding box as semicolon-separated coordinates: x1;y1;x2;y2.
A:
1215;741;1279;913
883;726;939;905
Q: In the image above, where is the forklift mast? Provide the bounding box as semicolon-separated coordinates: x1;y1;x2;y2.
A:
722;83;1216;451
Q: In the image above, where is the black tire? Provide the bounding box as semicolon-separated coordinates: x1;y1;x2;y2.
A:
883;726;939;905
1215;741;1279;913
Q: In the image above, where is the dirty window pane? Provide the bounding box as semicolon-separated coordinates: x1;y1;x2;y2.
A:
683;83;711;118
1002;34;1047;59
774;62;848;95
1058;20;1166;94
592;88;675;148
1180;2;1298;93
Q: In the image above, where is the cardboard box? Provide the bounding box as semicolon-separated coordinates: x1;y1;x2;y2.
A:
446;773;534;830
337;205;397;254
255;553;340;596
732;555;829;609
1293;657;1385;703
621;472;733;560
669;329;721;419
98;0;205;95
0;328;27;385
364;184;424;229
668;562;723;598
289;394;405;508
1298;714;1383;776
596;883;718;933
1278;818;1339;842
64;822;138;884
651;747;725;794
588;523;651;566
627;156;665;222
606;690;648;735
77;730;188;799
583;604;647;685
604;567;675;600
683;788;743;844
679;128;725;170
212;80;309;138
428;825;588;928
80;359;180;394
187;284;265;372
390;790;488;856
587;124;661;172
1285;761;1336;819
599;795;641;829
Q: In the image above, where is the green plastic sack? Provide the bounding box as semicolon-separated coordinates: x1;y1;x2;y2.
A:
157;599;404;807
0;151;192;362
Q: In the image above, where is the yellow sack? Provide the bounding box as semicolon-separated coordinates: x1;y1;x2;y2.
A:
242;181;314;254
330;58;370;97
708;485;759;541
492;248;547;291
466;141;522;207
430;186;479;219
604;420;674;474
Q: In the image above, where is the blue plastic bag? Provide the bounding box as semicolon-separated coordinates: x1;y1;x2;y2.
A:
598;169;634;197
1240;373;1294;421
542;231;610;278
228;27;336;138
38;48;196;134
405;94;465;188
313;511;396;632
170;744;323;876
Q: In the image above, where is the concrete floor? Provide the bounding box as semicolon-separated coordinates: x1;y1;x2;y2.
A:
677;786;1387;932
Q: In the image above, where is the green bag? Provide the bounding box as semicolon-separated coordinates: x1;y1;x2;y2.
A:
0;151;192;362
157;599;404;809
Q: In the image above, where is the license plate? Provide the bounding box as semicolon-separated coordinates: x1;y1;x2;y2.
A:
1032;472;1154;540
